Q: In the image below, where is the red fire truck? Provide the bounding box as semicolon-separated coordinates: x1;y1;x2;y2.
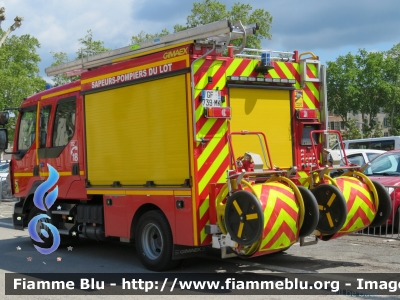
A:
0;20;391;271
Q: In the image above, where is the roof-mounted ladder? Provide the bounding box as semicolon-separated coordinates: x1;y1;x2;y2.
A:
45;20;258;77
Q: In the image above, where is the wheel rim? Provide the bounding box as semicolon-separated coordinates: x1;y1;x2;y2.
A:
312;184;347;235
141;222;163;260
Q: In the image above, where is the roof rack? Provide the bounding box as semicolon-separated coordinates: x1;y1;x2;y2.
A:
45;20;258;77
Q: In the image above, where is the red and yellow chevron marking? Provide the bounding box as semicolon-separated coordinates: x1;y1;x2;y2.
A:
334;177;376;233
194;58;230;244
296;171;310;188
225;59;319;110
194;56;319;245
244;182;299;252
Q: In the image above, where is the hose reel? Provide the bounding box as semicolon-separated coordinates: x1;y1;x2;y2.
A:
313;171;392;239
224;190;264;246
215;176;318;256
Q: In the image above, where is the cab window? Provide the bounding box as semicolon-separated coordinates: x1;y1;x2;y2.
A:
17;107;37;151
39;106;51;148
52;99;76;147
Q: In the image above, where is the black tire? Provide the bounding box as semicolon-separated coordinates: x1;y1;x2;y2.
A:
311;184;347;235
224;190;263;246
135;210;180;271
369;181;392;228
297;186;319;238
28;206;54;249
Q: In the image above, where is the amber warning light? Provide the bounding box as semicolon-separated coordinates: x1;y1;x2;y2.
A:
204;107;231;118
296;109;318;119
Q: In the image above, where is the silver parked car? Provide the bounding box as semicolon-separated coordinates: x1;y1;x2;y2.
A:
0;162;12;199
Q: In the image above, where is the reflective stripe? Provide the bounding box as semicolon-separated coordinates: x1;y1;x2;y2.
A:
334;177;376;233
41;86;80;100
199;198;209;220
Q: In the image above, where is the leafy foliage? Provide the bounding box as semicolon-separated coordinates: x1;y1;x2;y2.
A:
372;121;384;138
0;30;46;139
76;29;110;58
341;119;361;140
131;29;171;45
384;43;400;135
327;46;400;136
326;53;359;122
50;30;110;86
50;51;71;87
130;0;273;51
355;49;387;137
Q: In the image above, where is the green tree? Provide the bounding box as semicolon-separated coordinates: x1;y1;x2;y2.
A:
227;2;272;50
327;53;359;122
131;29;170;45
389;118;400;136
383;43;400;135
354;49;388;137
131;0;273;51
327;49;393;138
50;30;111;85
76;29;110;58
0;31;46;139
372;121;384;138
185;0;229;27
50;51;71;86
342;119;361;140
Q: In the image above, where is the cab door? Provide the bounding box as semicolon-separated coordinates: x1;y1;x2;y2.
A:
38;95;84;199
12;104;39;196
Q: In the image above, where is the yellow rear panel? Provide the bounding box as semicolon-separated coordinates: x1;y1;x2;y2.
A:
85;75;190;185
229;88;293;168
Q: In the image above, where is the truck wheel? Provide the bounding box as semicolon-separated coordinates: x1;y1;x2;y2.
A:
135;210;179;271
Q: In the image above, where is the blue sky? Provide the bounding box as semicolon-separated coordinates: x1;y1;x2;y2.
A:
1;0;400;83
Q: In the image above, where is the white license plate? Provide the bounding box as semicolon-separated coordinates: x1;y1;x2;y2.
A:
201;90;221;107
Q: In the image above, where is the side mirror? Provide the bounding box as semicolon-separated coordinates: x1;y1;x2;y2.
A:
0;112;9;126
0;128;8;150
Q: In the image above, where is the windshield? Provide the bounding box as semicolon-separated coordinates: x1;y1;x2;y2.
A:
366;152;381;162
364;152;400;176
